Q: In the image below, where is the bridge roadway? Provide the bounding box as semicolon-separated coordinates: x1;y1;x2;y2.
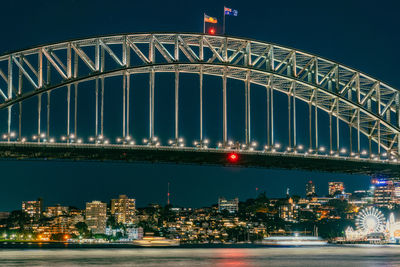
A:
0;143;398;176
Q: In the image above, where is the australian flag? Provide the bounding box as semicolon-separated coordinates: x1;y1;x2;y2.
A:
224;7;238;16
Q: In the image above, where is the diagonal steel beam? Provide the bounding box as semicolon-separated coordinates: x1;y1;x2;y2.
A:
153;37;174;63
126;38;150;64
42;49;68;80
12;55;39;89
71;43;96;71
178;36;199;62
99;39;124;66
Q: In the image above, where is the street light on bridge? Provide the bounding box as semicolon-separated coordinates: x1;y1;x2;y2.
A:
88;135;109;145
168;137;185;147
143;137;160;146
32;133;47;143
193;139;209;149
2;132;16;142
116;136;135;145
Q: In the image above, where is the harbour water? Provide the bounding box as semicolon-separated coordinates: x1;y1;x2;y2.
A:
1;245;400;266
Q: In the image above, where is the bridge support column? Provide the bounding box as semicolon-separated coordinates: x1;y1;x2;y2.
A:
271;79;274;148
127;73;130;138
329;112;332;154
175;68;179;142
74;83;78;138
7;56;12;142
67;84;71;143
293;83;296;149
101;77;104;137
315;88;318;152
100;46;105;137
309;100;312;152
149;67;155;141
336;98;340;154
18;102;22;141
288;90;291;149
357;109;360;155
223;68;227;146
245;71;250;147
37;93;41;143
46;92;50;140
378;122;381;157
123;74;126;139
18;57;22;142
266;85;270;149
95;78;99;138
199;66;203;143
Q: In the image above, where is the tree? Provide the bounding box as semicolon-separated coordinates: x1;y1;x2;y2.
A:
327;199;350;218
5;210;31;230
75;222;91;238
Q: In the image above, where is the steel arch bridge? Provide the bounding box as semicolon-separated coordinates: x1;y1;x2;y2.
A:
0;32;400;175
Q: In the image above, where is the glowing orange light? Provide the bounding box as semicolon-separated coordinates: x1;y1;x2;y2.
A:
228;152;238;162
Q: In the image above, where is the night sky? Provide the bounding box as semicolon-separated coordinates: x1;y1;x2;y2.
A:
1;0;398;211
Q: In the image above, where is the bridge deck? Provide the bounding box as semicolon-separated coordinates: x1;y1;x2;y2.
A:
0;143;398;176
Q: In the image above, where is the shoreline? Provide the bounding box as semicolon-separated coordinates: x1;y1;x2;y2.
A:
0;241;399;249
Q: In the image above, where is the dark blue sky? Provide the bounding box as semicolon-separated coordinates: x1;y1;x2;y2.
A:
0;0;397;211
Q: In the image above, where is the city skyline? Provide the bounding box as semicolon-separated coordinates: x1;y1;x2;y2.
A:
5;171;372;212
3;175;399;244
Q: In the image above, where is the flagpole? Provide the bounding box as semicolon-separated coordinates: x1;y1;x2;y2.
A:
223;7;226;35
203;13;205;34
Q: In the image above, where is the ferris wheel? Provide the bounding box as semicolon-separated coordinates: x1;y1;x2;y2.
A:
355;207;386;233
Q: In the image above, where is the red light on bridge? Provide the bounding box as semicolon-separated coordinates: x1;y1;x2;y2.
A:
209;27;216;35
228;152;239;162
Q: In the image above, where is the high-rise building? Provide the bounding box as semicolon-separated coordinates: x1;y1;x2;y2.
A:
372;179;396;207
111;195;136;224
279;197;299;222
218;197;239;213
45;204;69;218
85;201;107;234
328;182;344;196
306;181;316;197
22;198;43;220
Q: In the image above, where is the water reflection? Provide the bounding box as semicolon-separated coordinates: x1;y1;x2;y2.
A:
0;247;400;266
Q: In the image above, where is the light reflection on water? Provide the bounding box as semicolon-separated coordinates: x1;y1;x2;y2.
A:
1;246;400;266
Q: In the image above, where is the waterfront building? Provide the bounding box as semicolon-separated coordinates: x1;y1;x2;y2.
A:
306;180;316;197
127;227;144;240
110;195;136;224
44;204;69;217
22;198;43;220
85;201;107;234
372;179;396;208
218;197;239;213
279;197;299;222
328;182;344;196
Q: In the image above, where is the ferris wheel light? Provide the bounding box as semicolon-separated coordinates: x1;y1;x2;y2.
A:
355;207;385;234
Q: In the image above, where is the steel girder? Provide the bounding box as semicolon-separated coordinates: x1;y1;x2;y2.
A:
0;33;399;156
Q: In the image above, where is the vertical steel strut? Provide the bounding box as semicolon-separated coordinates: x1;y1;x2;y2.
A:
223;67;227;145
245;71;250;146
175;68;179;141
199;66;203;142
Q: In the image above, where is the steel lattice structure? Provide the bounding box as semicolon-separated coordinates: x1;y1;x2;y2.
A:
0;32;400;173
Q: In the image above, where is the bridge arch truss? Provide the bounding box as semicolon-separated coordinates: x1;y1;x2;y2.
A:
0;33;399;163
